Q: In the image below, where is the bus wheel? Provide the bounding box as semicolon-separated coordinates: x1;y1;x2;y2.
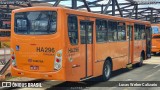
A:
137;55;143;67
102;60;112;81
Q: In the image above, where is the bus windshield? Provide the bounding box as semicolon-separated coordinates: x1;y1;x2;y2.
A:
152;26;159;34
14;11;57;35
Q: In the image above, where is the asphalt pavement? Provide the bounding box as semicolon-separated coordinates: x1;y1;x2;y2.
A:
2;54;160;90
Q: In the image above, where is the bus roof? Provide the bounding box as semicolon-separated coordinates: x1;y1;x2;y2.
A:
62;7;150;25
13;6;151;25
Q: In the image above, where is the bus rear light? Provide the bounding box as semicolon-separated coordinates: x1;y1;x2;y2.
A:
10;49;17;67
18;72;24;75
11;55;16;67
11;56;15;60
56;58;60;63
54;50;62;70
57;53;62;57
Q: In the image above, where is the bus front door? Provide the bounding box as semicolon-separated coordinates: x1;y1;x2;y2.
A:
80;21;93;79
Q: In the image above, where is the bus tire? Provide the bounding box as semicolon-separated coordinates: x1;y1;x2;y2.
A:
137;54;144;67
102;60;112;81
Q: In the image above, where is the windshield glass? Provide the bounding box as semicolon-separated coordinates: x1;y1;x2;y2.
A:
152;26;159;34
14;11;57;35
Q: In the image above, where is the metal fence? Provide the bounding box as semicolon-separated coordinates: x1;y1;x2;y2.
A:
0;42;10;65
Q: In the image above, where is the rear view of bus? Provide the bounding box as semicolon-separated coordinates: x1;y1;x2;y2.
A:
11;7;66;80
152;34;160;55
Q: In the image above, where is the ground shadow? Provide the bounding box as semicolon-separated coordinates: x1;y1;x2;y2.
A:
45;64;148;90
2;64;153;90
151;53;160;57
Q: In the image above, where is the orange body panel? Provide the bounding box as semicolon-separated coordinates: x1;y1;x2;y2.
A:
151;24;160;53
0;29;10;41
11;7;151;81
133;40;146;63
152;34;160;53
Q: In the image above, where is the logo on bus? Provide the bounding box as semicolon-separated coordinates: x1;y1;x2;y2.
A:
68;47;79;53
28;59;43;63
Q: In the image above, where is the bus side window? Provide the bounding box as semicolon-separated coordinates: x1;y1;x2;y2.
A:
134;24;145;40
96;19;107;42
68;15;78;45
141;25;146;40
134;24;140;40
108;21;118;41
118;22;126;41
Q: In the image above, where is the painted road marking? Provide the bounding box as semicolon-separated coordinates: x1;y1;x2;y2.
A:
153;64;160;68
143;69;160;80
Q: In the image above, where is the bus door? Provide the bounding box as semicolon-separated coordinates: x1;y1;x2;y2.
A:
127;25;134;64
80;21;93;78
146;26;152;58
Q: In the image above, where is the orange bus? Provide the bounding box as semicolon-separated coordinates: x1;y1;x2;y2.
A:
0;21;11;47
151;24;160;55
0;29;10;41
152;24;160;34
152;34;160;55
11;7;152;81
0;20;11;41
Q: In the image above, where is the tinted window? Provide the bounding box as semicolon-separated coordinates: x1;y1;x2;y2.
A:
118;22;126;41
146;27;152;41
127;25;133;40
134;24;140;40
68;15;78;45
15;11;57;35
134;24;145;40
1;21;11;29
0;31;10;37
96;19;107;42
80;22;93;44
108;21;117;41
141;25;146;40
152;26;159;34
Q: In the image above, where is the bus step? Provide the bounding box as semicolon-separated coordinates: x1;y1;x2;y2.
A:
80;76;93;81
126;63;132;69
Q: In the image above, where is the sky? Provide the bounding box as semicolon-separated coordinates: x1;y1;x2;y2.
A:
49;0;160;14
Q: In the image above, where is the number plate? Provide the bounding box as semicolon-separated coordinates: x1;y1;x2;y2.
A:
30;66;39;70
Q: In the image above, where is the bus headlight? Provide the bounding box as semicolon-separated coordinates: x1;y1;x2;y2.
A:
54;50;62;70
